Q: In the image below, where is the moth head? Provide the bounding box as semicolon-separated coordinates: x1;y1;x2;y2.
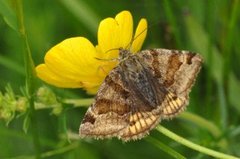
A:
119;48;132;60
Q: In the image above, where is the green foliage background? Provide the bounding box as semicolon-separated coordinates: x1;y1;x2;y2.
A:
0;0;240;158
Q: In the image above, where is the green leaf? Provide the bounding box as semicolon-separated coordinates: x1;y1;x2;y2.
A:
184;15;229;128
184;15;223;85
23;112;30;133
59;0;100;35
229;73;240;112
0;0;18;31
146;136;186;159
0;54;24;75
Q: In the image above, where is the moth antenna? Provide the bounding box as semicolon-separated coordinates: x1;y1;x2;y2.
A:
95;57;120;62
126;27;148;51
133;27;148;43
105;47;122;54
126;20;159;51
95;47;122;62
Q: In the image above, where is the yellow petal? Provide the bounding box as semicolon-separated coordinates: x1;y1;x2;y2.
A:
36;64;102;94
36;10;148;95
115;10;133;49
98;10;133;59
45;37;100;77
36;64;83;88
36;37;103;89
86;86;99;94
131;18;148;53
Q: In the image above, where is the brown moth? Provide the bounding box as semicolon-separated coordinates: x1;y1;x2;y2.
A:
79;48;202;141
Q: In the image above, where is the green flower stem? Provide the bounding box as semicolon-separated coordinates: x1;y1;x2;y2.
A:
31;98;93;110
62;98;94;107
15;0;40;158
180;112;228;149
156;125;239;159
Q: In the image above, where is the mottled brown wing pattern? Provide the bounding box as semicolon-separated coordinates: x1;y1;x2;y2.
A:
80;61;166;141
80;70;130;139
137;49;202;118
79;48;203;141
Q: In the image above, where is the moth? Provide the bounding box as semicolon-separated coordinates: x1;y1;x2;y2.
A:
79;48;202;141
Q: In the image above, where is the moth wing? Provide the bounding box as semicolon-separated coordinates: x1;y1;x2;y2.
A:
138;49;202;118
79;66;163;141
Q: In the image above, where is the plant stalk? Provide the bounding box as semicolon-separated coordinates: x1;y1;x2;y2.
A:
156;125;239;159
15;0;41;158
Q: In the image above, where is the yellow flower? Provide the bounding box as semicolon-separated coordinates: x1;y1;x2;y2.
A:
36;10;148;94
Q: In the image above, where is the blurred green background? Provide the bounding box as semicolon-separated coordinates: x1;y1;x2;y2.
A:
0;0;240;158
